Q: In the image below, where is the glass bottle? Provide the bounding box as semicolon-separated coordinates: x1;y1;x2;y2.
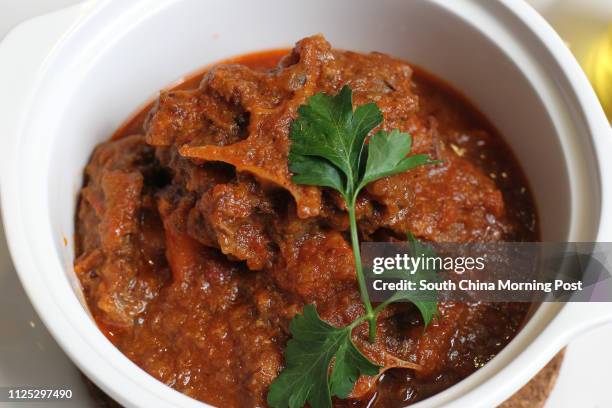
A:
536;0;612;121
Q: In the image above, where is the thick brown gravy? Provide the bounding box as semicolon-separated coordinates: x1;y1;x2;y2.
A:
75;36;537;407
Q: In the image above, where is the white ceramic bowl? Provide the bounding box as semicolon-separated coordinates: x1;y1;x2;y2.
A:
1;0;611;407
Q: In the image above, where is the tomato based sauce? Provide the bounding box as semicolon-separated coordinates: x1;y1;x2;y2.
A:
75;36;537;407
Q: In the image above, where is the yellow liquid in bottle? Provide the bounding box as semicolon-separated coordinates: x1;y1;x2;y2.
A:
584;26;612;121
545;2;612;122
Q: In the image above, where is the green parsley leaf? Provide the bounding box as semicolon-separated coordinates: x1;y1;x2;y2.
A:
289;85;437;202
290;154;345;192
328;332;380;399
267;305;380;408
388;233;440;327
359;129;434;190
288;85;382;200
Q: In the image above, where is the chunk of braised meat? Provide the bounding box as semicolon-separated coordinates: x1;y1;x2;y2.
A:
145;35;421;219
75;135;169;328
145;39;328;218
155;146;235;195
155;147;280;270
361;142;507;242
192;175;277;270
270;211;357;303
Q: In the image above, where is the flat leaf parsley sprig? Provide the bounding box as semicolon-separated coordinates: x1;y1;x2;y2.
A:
268;85;439;408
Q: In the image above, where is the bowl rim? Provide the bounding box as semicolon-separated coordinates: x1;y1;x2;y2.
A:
1;0;611;407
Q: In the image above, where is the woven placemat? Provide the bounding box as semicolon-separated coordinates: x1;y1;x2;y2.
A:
498;350;565;408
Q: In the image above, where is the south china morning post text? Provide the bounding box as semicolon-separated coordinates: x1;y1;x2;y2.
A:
362;242;612;302
370;275;583;294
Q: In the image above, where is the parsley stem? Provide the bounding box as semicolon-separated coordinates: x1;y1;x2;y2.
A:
373;297;395;315
347;200;376;343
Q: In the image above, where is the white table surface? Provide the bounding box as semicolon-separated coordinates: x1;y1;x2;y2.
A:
0;1;611;407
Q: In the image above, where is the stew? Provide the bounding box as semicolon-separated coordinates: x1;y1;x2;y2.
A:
75;35;537;407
